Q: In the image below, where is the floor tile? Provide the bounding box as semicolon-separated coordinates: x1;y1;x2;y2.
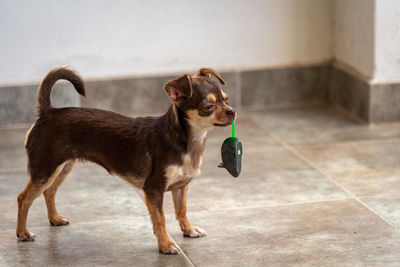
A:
136;144;349;216
0;164;148;231
298;138;400;197
362;196;400;228
297;137;400;228
2;108;400;266
0;217;191;267
247;106;400;146
0;127;29;170
170;199;400;266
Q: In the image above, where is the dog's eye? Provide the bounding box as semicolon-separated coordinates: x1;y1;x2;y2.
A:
206;104;214;110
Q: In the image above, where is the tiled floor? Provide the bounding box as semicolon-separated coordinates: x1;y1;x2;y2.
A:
1;105;400;266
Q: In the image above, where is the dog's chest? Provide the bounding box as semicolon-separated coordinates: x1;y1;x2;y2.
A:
165;154;202;189
164;136;205;190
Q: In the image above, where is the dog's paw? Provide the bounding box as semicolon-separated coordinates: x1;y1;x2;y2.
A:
159;243;181;255
184;227;206;238
16;229;36;241
49;215;70;226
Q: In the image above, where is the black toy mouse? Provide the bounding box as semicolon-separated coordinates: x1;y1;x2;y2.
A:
218;121;242;177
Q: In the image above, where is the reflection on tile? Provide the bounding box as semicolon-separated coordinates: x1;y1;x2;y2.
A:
170;200;400;266
0;217;191;267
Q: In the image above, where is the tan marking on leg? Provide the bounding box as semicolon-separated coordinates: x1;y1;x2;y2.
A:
144;190;180;254
43;160;76;226
16;163;65;241
172;186;192;232
207;93;216;103
172;185;206;238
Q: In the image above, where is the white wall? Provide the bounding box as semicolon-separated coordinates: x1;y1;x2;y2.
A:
374;0;400;82
334;0;400;83
334;0;375;79
0;0;333;85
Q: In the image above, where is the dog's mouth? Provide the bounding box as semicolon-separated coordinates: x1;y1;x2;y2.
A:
213;122;231;127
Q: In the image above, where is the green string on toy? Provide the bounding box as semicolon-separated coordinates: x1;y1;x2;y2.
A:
231;120;235;137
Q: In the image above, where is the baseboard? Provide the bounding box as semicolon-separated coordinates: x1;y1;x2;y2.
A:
1;63;399;124
0;82;80;124
330;65;400;123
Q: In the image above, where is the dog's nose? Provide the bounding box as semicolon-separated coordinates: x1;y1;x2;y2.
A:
226;108;236;120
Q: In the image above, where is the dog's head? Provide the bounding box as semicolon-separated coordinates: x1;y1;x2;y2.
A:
164;68;236;131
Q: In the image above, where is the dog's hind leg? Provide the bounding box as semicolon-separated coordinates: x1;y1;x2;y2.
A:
16;163;65;241
43;160;76;226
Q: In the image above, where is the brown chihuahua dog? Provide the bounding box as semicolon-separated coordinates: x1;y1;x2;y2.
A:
17;66;236;254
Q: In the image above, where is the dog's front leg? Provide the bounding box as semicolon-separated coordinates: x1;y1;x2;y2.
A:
144;189;181;254
172;185;206;238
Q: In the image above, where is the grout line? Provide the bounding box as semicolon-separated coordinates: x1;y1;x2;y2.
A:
131;188;196;267
255;122;400;231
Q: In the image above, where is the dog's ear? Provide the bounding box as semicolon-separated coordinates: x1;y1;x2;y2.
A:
194;67;226;85
164;74;193;102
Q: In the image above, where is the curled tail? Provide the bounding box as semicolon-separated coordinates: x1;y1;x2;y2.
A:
37;66;85;116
